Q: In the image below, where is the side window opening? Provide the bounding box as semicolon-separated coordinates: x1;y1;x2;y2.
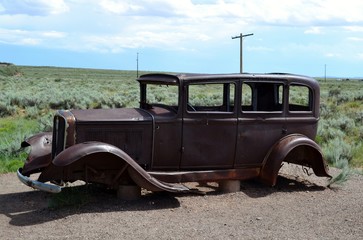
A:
142;84;179;112
242;82;283;112
289;84;312;112
187;83;235;113
146;84;178;105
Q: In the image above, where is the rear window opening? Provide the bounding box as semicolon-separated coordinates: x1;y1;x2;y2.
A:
288;84;312;112
242;82;283;112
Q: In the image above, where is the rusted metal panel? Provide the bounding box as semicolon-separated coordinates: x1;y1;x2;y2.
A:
149;168;260;183
71;108;153;168
151;117;182;170
259;134;331;186
21;132;52;176
42;142;190;192
181;116;237;169
72;108;152;122
235;117;286;166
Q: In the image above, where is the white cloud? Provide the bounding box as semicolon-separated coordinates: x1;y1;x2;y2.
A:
304;27;323;34
0;0;69;16
99;0;142;15
105;0;358;27
71;30;205;53
1;0;363;56
319;0;363;23
95;0;363;43
21;38;42;45
0;28;65;46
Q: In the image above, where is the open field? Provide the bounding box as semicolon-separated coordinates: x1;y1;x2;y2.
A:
0;64;363;173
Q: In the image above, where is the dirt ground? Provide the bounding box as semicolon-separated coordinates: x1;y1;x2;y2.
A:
0;165;362;240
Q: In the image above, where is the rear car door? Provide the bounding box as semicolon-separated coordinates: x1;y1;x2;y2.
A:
235;79;287;167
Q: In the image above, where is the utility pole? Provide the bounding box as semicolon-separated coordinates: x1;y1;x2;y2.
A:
232;33;254;73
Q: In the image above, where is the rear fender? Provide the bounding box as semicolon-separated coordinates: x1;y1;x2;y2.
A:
259;134;331;186
46;142;189;192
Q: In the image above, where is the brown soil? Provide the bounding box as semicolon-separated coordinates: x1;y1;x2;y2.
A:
1;165;362;240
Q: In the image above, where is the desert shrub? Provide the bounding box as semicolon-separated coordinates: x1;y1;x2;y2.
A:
0;65;22;77
319;102;337;119
0;116;48;173
111;96;127;108
355;92;363;101
0;103;16;117
336;92;355;104
330;115;356;133
351;143;363;167
317;111;357;145
0;118;39;163
329;166;351;186
317;118;345;142
328;88;341;97
346;101;360;109
323;137;353;168
25;106;41;119
36;112;54;132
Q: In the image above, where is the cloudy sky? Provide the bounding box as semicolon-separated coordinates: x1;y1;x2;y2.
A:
0;0;362;77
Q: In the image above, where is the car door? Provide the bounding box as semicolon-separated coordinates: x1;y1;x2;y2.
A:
141;83;182;170
181;81;238;169
235;80;287;167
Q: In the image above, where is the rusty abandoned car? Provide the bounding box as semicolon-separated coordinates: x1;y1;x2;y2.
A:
17;73;331;196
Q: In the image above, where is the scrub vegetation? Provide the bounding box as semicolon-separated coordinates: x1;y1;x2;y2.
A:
316;78;363;170
0;64;362;175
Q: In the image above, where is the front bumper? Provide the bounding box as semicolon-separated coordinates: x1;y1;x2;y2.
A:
17;168;62;193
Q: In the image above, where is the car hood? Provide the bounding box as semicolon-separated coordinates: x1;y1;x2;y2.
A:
71;108;152;123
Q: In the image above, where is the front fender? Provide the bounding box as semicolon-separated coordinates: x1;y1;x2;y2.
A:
48;142;190;193
21;132;53;176
259;134;331;186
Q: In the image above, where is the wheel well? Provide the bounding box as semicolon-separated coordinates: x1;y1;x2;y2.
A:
284;145;319;167
259;135;330;186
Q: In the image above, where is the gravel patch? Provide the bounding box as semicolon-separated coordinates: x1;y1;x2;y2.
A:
1;165;362;240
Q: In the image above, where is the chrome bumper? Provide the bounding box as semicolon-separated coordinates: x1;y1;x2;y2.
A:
17;168;62;193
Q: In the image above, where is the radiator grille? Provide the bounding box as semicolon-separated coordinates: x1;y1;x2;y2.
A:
51;115;66;159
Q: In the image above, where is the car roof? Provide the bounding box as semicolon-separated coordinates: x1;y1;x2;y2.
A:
137;72;319;88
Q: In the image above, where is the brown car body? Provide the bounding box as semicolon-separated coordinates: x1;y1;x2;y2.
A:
18;73;330;193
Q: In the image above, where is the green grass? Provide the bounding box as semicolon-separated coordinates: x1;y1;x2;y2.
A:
0;117;40;172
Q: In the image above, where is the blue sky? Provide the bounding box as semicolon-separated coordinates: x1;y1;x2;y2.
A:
0;0;363;78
